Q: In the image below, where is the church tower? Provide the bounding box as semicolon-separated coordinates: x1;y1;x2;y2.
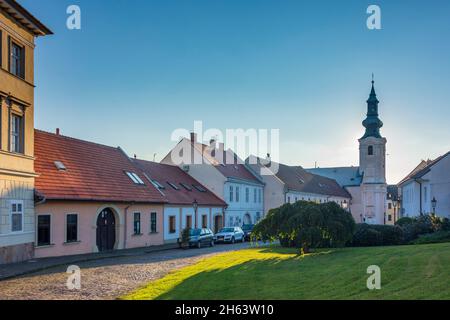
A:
358;79;387;224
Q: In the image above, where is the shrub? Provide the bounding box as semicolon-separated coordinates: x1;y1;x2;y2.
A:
411;231;450;245
252;201;355;252
351;224;403;246
352;224;383;246
395;217;415;227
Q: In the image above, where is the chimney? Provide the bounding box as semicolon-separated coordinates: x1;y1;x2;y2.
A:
190;132;197;143
56;128;60;136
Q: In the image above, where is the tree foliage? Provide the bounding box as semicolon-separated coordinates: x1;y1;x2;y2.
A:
252;201;355;252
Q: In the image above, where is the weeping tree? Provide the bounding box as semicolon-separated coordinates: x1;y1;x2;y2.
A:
252;201;355;253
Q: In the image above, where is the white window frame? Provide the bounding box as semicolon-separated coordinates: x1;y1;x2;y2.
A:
10;200;24;233
10;113;23;153
65;213;80;243
36;213;52;247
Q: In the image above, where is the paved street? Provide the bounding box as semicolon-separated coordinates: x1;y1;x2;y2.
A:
0;242;262;300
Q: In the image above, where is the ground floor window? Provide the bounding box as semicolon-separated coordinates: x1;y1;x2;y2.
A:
186;215;192;229
66;214;78;242
202;215;208;228
388;214;392;222
150;212;157;233
134;212;141;235
169;216;176;233
10;200;23;232
37;215;51;246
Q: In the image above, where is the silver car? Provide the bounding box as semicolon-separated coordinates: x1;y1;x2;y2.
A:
214;227;245;244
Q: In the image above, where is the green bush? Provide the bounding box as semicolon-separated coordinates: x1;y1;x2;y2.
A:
252;201;355;252
411;231;450;245
351;224;403;246
395;217;415;226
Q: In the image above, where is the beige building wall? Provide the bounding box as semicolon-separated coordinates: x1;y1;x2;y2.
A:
0;8;41;264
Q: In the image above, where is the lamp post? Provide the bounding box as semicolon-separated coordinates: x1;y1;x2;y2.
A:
193;199;198;228
431;197;437;215
393;201;398;223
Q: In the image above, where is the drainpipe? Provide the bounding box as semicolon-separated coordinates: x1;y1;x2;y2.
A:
123;203;133;249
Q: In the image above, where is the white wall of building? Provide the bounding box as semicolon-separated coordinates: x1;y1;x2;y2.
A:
225;180;264;227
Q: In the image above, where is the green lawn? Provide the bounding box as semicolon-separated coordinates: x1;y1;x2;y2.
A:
123;243;450;300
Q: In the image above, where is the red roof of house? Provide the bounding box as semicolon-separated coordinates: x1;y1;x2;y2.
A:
34;130;166;203
188;140;262;184
132;159;227;207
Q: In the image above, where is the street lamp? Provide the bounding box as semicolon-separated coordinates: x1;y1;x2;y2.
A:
193;199;198;228
431;197;437;215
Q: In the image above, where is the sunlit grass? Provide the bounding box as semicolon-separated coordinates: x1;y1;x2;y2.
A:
122;243;450;300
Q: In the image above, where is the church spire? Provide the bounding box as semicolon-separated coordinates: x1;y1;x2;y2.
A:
361;76;383;139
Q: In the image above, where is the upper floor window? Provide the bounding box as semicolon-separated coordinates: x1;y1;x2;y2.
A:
245;188;249;203
10;113;23;153
235;187;240;202
229;186;234;202
253;188;257;203
10;41;25;79
368;145;374;156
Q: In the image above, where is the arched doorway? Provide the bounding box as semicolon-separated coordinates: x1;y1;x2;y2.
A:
96;208;116;252
243;213;252;225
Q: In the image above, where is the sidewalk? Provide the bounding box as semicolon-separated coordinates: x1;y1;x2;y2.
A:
0;243;178;281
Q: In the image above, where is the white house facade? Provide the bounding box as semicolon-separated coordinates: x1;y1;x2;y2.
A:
398;152;450;218
161;134;265;228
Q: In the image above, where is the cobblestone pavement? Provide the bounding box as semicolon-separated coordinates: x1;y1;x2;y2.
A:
0;242;259;300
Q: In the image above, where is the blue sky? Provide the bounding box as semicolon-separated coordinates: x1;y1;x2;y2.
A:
21;0;450;183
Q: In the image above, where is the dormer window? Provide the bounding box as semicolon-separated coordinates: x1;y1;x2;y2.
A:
125;171;145;185
368;145;374;156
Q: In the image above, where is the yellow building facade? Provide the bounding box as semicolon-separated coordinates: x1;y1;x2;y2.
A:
0;0;51;264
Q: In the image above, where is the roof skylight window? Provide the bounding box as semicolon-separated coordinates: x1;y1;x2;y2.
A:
167;182;180;190
180;183;192;191
126;172;145;185
54;161;67;171
151;179;165;189
193;184;207;192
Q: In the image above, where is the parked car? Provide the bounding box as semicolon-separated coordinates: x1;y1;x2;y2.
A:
178;228;215;248
214;227;245;244
242;224;255;241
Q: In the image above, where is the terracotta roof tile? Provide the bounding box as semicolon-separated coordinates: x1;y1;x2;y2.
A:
132;159;227;207
34;130;166;203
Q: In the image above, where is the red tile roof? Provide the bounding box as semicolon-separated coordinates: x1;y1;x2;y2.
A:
188;140;263;184
34;130;166;203
132;159;227;207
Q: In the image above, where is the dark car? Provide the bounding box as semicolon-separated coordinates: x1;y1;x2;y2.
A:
242;224;255;241
180;228;215;248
